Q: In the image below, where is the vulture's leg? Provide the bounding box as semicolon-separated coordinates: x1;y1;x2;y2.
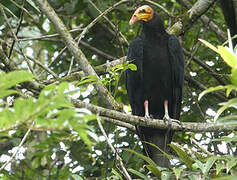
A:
144;100;150;118
163;100;181;125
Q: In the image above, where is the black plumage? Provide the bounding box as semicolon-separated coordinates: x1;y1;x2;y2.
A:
125;5;185;167
220;0;237;46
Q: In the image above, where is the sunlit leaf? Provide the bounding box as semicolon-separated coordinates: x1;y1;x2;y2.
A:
214;98;237;121
218;46;237;68
199;39;218;53
172;167;184;179
198;85;227;100
0;70;34;90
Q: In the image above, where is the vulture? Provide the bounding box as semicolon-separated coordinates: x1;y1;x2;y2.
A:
125;5;185;167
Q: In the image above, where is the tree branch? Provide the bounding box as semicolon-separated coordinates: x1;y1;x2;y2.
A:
34;0;120;110
71;98;237;132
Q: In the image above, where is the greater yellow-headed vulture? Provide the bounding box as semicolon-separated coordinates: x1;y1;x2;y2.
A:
125;5;185;167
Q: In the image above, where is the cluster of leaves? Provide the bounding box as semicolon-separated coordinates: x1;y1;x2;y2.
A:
0;71;96;179
199;33;237;123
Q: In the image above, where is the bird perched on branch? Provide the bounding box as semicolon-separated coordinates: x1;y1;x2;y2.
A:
125;5;185;168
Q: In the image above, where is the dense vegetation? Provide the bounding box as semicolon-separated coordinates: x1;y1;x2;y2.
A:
0;0;237;179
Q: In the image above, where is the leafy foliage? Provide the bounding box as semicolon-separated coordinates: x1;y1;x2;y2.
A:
0;0;237;179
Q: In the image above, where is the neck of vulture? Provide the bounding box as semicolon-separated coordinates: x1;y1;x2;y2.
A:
142;13;166;38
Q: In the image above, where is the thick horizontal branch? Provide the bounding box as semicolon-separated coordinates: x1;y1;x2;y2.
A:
71;98;237;132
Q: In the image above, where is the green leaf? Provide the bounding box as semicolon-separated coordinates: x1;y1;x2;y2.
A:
203;156;218;175
71;174;84;180
0;70;34;90
77;75;98;86
214;98;237;121
231;68;237;85
128;168;148;180
169;143;195;169
218;46;237;68
0;89;18;98
198;85;227;100
227;158;237;173
216;162;225;175
172;167;184;179
112;168;123;180
126;64;137;71
123;148;161;178
199;39;218;53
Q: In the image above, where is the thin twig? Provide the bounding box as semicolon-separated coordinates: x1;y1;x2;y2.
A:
0;6;36;77
97;116;132;180
2;40;59;79
87;0;128;46
67;56;74;76
78;0;129;43
144;0;173;17
0;121;35;172
190;137;213;156
8;0;25;59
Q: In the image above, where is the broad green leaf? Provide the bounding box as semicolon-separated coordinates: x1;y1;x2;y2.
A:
218;46;237;68
170;143;195;169
214;98;237;121
198;85;227;100
227;158;237;173
126;64;137;71
172;167;184;179
226;85;237;97
203;156;218;175
145;164;162;178
199;39;218;53
231;68;237;85
112;168;123;180
216;162;225;175
194;160;205;174
0;89;18;98
0;70;34;90
128;168;148;180
123;148;161;178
